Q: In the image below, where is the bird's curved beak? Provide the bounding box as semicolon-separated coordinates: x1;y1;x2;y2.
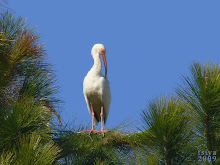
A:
100;50;107;78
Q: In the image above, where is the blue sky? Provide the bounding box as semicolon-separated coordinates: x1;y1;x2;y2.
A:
10;1;220;129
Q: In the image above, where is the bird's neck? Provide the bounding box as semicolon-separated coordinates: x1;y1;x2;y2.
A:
90;55;102;76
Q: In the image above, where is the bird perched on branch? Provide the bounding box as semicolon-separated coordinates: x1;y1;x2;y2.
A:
83;43;111;136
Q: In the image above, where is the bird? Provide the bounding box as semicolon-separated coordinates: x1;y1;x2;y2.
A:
83;43;111;136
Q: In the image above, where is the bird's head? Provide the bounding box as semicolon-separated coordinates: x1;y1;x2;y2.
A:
91;43;108;78
91;43;106;56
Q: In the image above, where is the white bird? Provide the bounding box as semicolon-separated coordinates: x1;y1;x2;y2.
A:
83;43;111;136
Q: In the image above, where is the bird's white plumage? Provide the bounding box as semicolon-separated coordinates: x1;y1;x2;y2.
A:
83;44;111;125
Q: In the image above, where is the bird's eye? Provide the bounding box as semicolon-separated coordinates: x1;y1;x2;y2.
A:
100;49;105;54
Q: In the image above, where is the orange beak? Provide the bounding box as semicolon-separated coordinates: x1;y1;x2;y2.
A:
100;50;107;78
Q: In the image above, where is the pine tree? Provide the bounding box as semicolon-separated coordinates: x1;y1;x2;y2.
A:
0;11;61;164
176;62;220;164
139;96;195;164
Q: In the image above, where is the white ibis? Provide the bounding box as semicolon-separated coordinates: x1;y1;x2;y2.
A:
83;43;111;136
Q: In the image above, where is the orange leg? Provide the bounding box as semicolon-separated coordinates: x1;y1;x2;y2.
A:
89;104;99;135
100;106;104;137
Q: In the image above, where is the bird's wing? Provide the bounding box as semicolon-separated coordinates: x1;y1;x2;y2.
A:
83;76;91;114
84;90;101;125
100;77;111;124
83;75;100;125
83;93;91;113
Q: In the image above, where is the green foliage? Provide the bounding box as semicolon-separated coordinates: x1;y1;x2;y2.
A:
140;96;195;164
176;62;220;163
0;134;61;165
0;152;14;165
0;11;61;165
0;97;52;152
55;126;131;165
14;133;61;165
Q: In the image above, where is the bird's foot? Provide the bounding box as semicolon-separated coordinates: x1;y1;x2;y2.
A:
101;129;104;137
100;129;110;137
81;130;100;134
81;129;109;137
89;129;100;135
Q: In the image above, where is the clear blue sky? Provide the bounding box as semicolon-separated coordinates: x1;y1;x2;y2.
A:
10;1;220;129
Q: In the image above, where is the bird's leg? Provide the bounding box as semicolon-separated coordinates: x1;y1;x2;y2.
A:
89;104;99;135
100;106;105;137
89;104;95;135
